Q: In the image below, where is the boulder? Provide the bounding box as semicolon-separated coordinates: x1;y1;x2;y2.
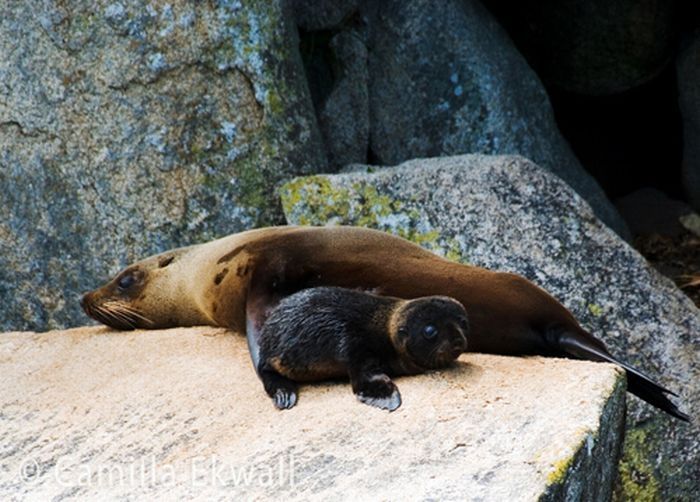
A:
359;0;627;237
0;0;325;332
677;32;700;212
316;30;370;168
0;326;624;500
280;154;700;500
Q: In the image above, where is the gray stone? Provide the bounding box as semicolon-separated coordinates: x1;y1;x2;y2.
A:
0;1;325;332
678;32;700;213
362;0;627;237
0;325;624;500
280;154;700;500
483;0;676;95
317;30;370;168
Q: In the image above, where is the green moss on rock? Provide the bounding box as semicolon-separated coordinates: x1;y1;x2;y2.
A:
587;303;604;317
614;425;662;502
280;177;470;263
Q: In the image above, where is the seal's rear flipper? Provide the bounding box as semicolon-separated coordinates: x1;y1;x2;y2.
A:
558;331;690;422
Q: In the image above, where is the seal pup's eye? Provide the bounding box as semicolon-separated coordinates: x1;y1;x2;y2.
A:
117;274;136;290
423;325;438;340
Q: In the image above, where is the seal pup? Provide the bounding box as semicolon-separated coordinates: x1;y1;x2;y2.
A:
81;225;690;421
256;287;469;411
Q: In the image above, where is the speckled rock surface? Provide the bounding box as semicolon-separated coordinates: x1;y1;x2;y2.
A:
0;1;325;332
280;154;700;500
315;30;369;169
0;326;624;500
678;32;700;212
360;0;627;236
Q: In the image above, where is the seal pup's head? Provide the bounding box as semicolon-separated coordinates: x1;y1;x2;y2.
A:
389;296;469;370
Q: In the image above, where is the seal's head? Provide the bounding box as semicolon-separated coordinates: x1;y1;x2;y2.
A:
80;247;210;330
390;296;469;369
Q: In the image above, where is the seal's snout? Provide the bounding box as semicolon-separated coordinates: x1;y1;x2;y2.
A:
445;333;467;359
449;316;469;354
452;334;468;354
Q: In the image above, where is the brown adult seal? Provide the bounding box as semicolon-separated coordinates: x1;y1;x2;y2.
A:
256;287;469;411
81;225;689;421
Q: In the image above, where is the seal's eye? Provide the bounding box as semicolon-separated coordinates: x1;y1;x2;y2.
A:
117;274;136;290
423;324;438;340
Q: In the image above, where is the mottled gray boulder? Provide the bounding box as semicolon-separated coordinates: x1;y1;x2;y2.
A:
280;154;700;500
483;0;676;95
361;0;627;237
0;1;325;331
0;326;624;500
678;32;700;213
316;30;370;168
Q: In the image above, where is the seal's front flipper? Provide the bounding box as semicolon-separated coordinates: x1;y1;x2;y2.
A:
558;330;690;422
350;369;402;411
245;273;281;372
258;363;299;410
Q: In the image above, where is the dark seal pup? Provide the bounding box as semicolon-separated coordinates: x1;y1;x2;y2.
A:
256;287;469;411
81;225;689;421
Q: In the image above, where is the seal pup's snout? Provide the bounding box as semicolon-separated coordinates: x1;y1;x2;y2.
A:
449;316;469;354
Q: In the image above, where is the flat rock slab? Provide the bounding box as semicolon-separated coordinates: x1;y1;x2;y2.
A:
0;326;624;500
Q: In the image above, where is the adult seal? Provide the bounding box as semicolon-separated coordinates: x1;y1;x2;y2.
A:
256;287;469;411
81;225;689;421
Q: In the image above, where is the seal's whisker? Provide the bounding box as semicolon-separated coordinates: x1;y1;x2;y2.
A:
113;303;154;326
102;301;147;327
98;304;134;329
94;305;116;326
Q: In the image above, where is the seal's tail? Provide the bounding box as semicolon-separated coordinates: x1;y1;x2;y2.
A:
558;331;690;422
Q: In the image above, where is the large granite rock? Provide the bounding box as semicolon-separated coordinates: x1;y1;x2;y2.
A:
358;0;627;237
315;30;370;169
482;0;676;95
0;326;624;500
280;154;700;500
0;0;325;332
678;32;700;213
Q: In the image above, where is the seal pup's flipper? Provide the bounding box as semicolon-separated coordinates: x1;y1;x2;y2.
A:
257;361;299;410
349;363;402;412
558;331;690;422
